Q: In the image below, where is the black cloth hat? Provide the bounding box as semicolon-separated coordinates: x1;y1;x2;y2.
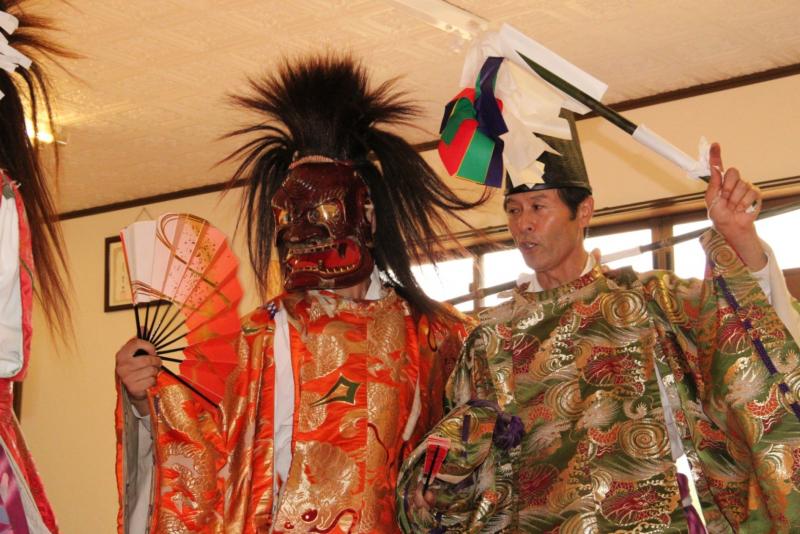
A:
505;110;592;195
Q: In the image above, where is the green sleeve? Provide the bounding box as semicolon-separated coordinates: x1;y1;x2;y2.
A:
651;229;800;531
397;325;516;533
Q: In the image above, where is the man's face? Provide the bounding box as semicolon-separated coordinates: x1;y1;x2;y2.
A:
504;189;592;275
271;162;374;291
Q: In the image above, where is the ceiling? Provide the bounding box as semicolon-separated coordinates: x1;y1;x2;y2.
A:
28;0;800;213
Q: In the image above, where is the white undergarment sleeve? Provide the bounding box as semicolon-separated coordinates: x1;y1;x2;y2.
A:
0;437;53;533
0;191;23;378
401;380;421;441
129;405;153;534
272;306;293;498
751;239;800;344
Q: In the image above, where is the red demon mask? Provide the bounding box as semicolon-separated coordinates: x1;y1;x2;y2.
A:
271;160;375;291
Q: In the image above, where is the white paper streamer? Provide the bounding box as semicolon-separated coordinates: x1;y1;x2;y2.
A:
0;11;31;80
691;136;711;179
0;33;31;74
0;11;19;35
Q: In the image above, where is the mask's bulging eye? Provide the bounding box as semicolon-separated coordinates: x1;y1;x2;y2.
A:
275;208;290;226
309;202;341;224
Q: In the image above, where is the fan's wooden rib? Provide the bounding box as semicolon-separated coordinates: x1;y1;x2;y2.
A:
154;336;184;352
155;306;238;352
149;300;171;342
142;301;152;340
157;354;183;363
159;366;218;409
151;317;186;350
133;303;144;339
145;300;160;340
149;305;183;347
157;346;186;356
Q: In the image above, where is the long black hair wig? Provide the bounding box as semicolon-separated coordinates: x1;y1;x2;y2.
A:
0;0;74;336
225;54;488;318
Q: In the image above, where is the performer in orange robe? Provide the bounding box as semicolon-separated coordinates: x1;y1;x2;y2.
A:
114;55;482;533
0;2;73;532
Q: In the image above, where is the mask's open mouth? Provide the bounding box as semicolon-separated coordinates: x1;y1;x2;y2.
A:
285;237;363;277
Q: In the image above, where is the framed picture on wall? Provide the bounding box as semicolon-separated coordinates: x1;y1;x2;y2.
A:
104;235;132;312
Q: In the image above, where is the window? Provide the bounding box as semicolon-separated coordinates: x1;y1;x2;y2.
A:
411;257;474;312
585;228;654;272
755;208;800;269
481;248;528;307
673;219;712;280
673;205;800;280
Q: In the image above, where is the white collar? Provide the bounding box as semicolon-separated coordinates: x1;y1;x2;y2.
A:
516;253;595;292
364;267;384;300
307;267;385;317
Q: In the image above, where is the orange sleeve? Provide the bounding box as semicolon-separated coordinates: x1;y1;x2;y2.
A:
410;307;475;448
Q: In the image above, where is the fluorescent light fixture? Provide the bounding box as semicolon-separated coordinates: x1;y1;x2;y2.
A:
388;0;488;40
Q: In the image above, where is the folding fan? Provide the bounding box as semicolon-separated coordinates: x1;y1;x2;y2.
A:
119;213;243;408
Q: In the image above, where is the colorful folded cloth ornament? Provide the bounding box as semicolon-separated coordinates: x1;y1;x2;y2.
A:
438;56;507;188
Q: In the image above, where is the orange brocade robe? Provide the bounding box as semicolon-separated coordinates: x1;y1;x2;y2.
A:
116;288;468;533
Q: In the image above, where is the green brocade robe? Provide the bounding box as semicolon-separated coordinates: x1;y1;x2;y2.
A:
397;230;800;533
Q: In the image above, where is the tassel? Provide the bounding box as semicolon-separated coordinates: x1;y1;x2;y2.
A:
466;399;524;450
493;412;524;450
